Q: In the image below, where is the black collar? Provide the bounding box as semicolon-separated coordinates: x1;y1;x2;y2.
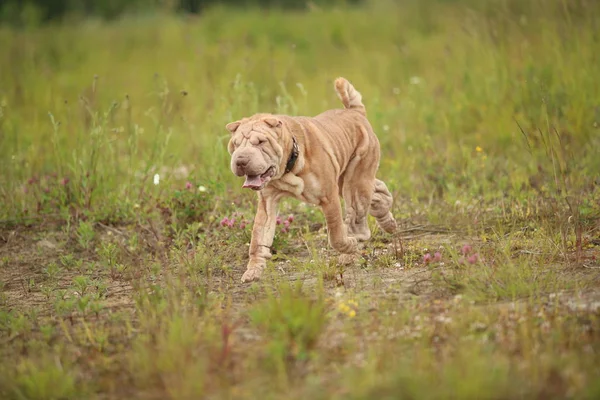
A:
285;136;299;173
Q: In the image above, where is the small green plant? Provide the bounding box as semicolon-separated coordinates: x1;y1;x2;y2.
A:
59;253;82;270
0;310;12;331
89;300;104;317
4;312;32;336
75;294;92;315
40;283;56;300
97;242;118;266
72;276;91;296
129;311;212;398
96;242;127;278
169;181;214;229
250;282;328;377
39;324;55;342
10;357;81;400
76;220;95;250
54;298;75;320
127;232;139;252
0;281;6;305
27;277;36;292
42;262;61;281
92;279;109;298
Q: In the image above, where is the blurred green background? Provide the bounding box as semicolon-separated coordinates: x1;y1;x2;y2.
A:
0;0;598;224
1;0;361;26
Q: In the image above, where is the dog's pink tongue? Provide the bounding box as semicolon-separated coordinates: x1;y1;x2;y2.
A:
243;175;262;189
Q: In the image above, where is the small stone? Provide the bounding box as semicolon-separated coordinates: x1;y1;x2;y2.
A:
37;239;56;250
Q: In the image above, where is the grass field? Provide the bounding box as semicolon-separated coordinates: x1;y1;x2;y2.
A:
1;0;600;398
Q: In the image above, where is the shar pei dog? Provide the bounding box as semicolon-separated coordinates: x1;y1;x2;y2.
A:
226;77;397;283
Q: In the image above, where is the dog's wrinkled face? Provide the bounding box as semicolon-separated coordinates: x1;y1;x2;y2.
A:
226;117;285;191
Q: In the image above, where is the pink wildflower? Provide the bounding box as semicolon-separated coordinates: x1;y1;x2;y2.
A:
461;244;473;255
240;222;246;229
467;253;479;264
433;252;442;262
283;220;290;229
276;216;282;225
185;181;193;190
423;253;432;263
287;215;294;222
220;217;229;227
60;177;69;186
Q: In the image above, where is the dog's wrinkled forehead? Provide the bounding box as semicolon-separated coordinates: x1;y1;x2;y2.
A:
230;123;269;147
227;117;282;136
227;117;282;148
238;122;270;138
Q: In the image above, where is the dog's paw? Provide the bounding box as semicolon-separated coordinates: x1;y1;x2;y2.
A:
241;267;263;283
348;230;371;242
338;253;358;265
329;235;358;254
347;236;359;252
338;253;360;267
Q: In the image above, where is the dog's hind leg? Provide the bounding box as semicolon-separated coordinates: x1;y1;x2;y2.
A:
341;157;377;242
370;179;397;233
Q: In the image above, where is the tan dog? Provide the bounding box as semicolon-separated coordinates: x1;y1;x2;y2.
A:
226;77;397;283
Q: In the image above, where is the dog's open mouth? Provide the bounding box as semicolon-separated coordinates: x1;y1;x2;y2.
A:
242;166;275;190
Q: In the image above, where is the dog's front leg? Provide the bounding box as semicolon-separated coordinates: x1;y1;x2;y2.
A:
321;193;358;255
242;192;279;283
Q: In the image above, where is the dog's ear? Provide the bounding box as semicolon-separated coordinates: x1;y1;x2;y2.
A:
226;120;242;134
263;117;282;128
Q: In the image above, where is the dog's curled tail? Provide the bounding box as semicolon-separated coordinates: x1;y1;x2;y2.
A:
334;77;366;116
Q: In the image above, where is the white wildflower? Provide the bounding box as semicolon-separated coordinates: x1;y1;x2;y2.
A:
153;174;160;185
409;76;422;85
198;185;207;192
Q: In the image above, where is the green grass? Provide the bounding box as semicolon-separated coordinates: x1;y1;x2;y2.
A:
1;0;600;399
